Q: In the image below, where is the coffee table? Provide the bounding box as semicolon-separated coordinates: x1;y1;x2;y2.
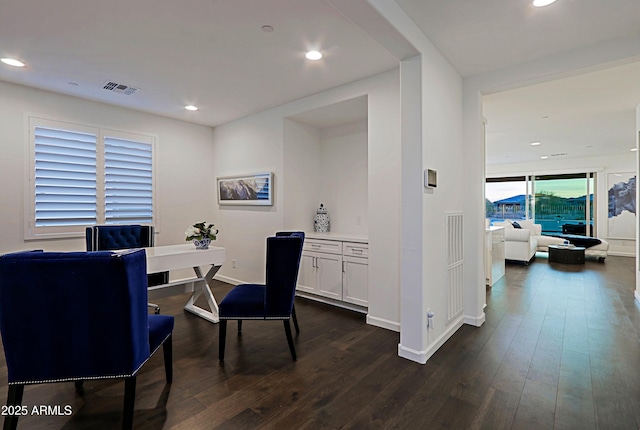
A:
548;245;585;265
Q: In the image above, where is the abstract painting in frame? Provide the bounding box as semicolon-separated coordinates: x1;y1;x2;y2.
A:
607;172;636;239
217;172;273;206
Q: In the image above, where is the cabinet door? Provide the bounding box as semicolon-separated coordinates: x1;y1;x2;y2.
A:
316;253;342;300
297;252;316;293
342;256;368;306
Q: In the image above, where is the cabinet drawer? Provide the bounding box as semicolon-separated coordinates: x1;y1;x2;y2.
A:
304;239;342;255
343;242;368;258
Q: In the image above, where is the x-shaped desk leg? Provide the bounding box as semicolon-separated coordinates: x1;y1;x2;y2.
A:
183;264;221;323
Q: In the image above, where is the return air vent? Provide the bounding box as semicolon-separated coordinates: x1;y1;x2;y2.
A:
102;81;139;95
550;152;568;157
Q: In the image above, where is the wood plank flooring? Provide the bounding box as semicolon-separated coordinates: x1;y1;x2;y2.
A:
1;254;638;429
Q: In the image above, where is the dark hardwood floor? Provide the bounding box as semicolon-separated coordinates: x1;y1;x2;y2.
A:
1;254;639;429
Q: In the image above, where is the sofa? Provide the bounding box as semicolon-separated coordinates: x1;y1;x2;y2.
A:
493;219;609;263
493;219;541;264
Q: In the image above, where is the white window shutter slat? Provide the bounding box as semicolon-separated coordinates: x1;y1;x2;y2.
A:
104;136;153;224
34;127;98;227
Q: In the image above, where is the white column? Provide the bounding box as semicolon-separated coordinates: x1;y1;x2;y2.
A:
398;55;427;363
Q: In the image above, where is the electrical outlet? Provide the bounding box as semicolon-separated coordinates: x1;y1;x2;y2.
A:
232;259;236;269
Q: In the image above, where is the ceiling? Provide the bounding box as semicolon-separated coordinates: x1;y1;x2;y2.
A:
395;0;640;78
288;96;368;128
1;0;639;159
0;0;398;128
484;61;640;166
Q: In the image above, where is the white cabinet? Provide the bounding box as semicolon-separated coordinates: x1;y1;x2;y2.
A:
297;253;317;294
485;226;505;286
298;239;342;299
297;236;368;311
316;253;343;299
342;255;368;306
299;250;343;300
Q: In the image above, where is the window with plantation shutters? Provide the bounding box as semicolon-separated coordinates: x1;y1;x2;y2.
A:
104;136;153;224
26;117;156;239
34;126;98;227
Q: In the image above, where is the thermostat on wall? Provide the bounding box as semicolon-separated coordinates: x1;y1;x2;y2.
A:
424;169;437;188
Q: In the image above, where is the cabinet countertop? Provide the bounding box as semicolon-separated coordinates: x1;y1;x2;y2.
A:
306;232;368;243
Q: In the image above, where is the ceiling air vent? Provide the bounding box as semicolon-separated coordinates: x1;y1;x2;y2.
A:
102;81;139;95
550;152;568;157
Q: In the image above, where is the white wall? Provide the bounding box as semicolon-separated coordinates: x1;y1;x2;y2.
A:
419;51;466;352
488;154;636;256
283;119;322;232
636;102;640;303
0;80;215;261
212;70;402;329
367;1;466;363
283;118;368;236
319;120;368;235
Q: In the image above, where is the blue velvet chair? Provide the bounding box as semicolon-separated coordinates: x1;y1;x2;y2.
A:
86;225;168;313
218;232;304;361
0;249;174;430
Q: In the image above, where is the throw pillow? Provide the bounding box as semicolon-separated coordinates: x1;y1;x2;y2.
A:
512;221;522;229
519;219;537;235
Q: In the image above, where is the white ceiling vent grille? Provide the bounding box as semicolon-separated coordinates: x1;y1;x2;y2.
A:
102;81;139;95
550;152;568;157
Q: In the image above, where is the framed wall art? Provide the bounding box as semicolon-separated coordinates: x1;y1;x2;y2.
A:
217;172;273;206
607;172;636;239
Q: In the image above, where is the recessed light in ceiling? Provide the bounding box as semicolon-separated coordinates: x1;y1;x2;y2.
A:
540;155;549;159
1;57;25;67
533;0;557;7
530;141;541;146
305;50;323;61
185;105;198;111
261;25;274;33
631;148;638;152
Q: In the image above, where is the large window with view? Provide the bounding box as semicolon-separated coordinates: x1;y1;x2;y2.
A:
26;117;155;239
486;173;596;236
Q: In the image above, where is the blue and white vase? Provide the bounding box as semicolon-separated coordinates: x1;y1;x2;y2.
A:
193;238;211;249
314;203;330;233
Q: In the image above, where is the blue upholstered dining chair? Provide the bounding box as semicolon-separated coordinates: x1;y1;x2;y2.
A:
86;225;168;313
0;249;174;430
218;232;305;361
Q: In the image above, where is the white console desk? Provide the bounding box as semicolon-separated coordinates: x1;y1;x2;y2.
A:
144;243;226;323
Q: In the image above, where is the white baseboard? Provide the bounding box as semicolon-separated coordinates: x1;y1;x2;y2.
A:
295;291;368;314
398;343;427;364
398;315;464;364
464;312;486;327
608;251;635;257
214;274;242;285
367;315;400;332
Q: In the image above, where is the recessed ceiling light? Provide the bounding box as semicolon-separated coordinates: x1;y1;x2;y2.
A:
533;0;557;7
261;25;274;33
185;105;198;111
1;57;25;67
540;155;549;159
305;50;323;61
631;148;638;152
530;141;541;146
